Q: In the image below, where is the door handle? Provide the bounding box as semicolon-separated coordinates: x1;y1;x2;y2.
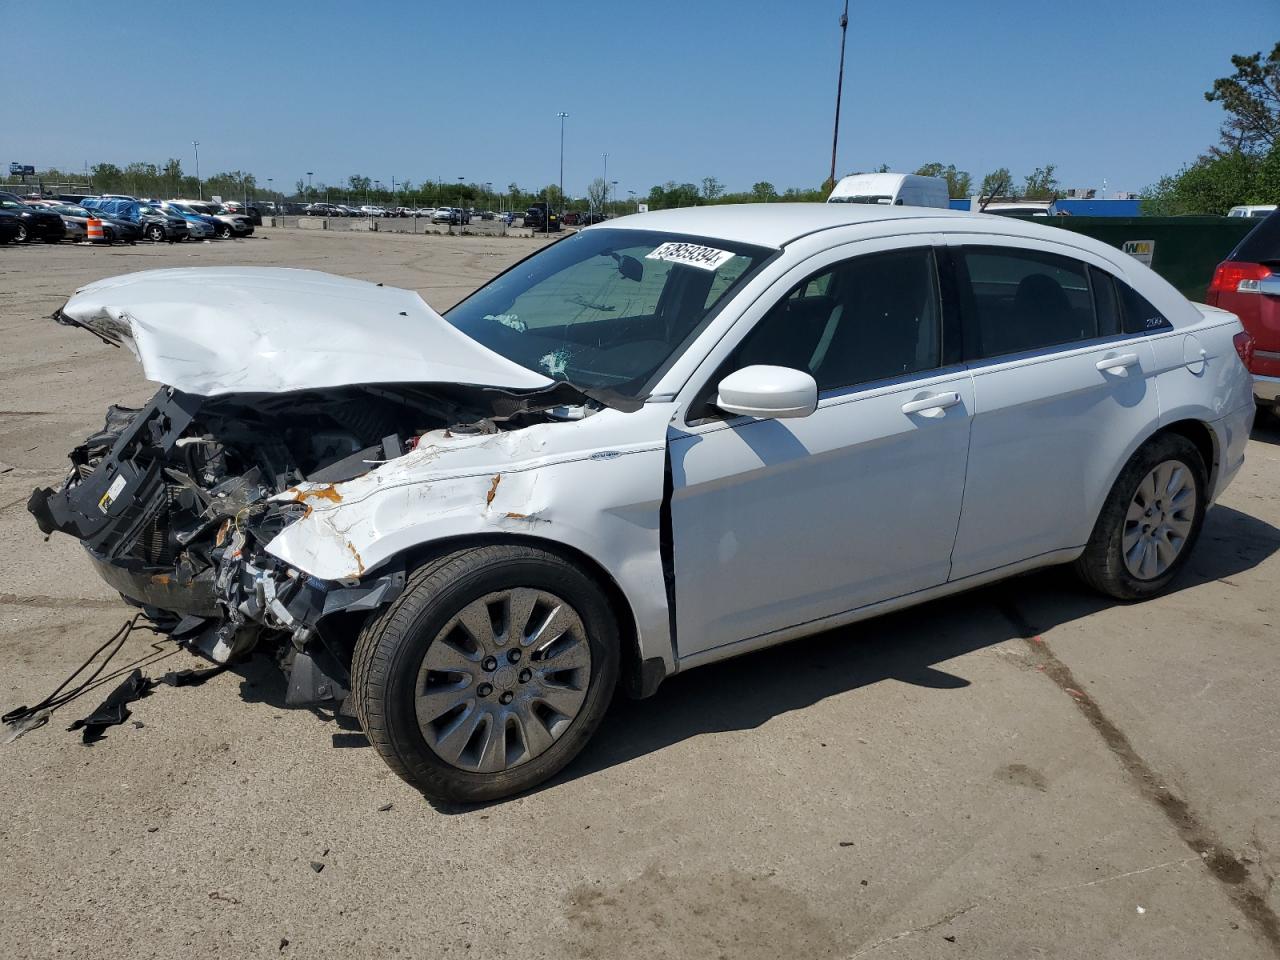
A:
1096;353;1139;374
901;392;961;415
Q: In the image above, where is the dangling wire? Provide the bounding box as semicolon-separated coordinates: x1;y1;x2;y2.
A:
1;614;163;727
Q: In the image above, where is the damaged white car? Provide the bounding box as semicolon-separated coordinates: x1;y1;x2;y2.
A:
29;205;1254;801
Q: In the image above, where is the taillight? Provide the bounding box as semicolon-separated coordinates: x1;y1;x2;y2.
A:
1234;330;1256;370
1208;261;1272;302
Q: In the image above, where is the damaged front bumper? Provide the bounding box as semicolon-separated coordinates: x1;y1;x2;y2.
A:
27;386;407;707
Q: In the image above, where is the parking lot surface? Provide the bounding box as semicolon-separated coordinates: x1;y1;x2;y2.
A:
2;229;1278;959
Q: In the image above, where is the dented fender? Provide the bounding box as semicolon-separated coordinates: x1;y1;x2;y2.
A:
265;403;677;672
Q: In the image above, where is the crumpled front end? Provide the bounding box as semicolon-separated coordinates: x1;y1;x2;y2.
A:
28;381;596;708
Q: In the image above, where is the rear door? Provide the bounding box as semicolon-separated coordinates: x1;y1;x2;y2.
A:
947;238;1163;580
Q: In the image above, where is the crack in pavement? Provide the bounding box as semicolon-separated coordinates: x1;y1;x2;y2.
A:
0;593;122;610
996;596;1280;956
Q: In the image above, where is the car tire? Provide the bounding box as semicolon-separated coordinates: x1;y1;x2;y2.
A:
145;224;165;242
351;544;620;804
1074;432;1207;601
15;223;28;242
216;224;232;239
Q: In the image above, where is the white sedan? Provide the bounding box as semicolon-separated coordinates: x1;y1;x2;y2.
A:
30;205;1255;802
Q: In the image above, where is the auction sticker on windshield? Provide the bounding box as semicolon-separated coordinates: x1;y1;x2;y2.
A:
645;241;736;271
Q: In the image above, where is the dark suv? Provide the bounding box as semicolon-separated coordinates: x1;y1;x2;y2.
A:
1207;209;1280;417
0;192;66;243
525;202;560;232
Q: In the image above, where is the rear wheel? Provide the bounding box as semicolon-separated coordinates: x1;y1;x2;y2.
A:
1075;433;1207;600
352;545;620;803
15;223;28;242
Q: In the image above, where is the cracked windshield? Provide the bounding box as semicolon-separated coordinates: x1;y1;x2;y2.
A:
445;228;772;397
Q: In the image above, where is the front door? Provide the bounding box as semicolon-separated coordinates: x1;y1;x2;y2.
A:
669;243;974;658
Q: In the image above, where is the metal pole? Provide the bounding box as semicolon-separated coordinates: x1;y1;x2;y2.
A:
557;112;568;224
192;140;201;200
828;0;850;192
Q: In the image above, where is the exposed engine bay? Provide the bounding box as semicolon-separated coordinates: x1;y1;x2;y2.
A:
28;381;597;708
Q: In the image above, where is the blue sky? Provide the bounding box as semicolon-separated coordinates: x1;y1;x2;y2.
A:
10;0;1276;198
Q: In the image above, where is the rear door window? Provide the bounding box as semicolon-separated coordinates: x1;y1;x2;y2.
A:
958;247;1097;359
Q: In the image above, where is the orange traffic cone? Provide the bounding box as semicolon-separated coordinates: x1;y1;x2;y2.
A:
87;217;104;243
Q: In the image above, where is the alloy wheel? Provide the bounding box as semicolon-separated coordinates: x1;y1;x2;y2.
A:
415;588;592;773
1122;459;1197;580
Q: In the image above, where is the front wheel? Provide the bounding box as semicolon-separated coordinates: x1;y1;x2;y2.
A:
15;223;28;242
352;545;620;803
216;224;232;239
145;224;165;242
1075;432;1207;600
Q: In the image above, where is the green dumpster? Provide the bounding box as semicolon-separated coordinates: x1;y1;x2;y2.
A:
1012;216;1255;302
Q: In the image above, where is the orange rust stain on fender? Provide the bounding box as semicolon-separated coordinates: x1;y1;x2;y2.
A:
294;484;343;505
346;542;366;577
485;474;501;507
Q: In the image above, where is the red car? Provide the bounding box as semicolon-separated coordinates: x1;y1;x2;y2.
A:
1207;210;1280;418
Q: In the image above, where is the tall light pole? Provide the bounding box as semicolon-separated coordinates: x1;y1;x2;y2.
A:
192;140;201;200
557;111;568;221
306;171;313;208
610;180;618;217
828;0;850;192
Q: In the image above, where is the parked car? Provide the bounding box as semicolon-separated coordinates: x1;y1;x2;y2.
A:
305;202;336;217
72;206;142;244
524;202;560;231
220;201;264;226
81;197;187;242
44;204;91;241
1206;208;1280;418
171;201;253;238
0;208;23;244
0;191;67;242
29;205;1257;802
432;207;463;224
154;201;219;239
561;211;581;226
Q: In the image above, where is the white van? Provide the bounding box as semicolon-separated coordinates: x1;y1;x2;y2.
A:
1227;205;1277;219
826;172;949;208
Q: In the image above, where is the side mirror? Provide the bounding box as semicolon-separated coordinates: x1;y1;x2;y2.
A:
715;365;818;420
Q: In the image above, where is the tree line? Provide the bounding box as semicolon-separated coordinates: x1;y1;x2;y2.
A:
1141;42;1280;215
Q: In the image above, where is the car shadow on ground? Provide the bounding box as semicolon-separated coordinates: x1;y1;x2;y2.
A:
536;503;1280;802
222;503;1278;812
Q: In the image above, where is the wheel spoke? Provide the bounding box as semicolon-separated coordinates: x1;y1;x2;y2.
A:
415;681;472;722
505;588;541;644
534;680;587;718
474;714;508;773
538;634;591;671
511;707;555;759
430;703;483;766
455;602;497;652
1136;471;1156;508
1166;515;1193;538
526;603;580;651
1153;534;1177;569
1141;542;1162;578
1122;523;1143;553
424;637;482;676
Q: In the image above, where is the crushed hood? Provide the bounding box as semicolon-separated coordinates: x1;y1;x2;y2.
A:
57;267;554;396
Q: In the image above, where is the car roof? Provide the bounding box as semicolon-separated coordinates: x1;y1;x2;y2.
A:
588;202;1023;248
